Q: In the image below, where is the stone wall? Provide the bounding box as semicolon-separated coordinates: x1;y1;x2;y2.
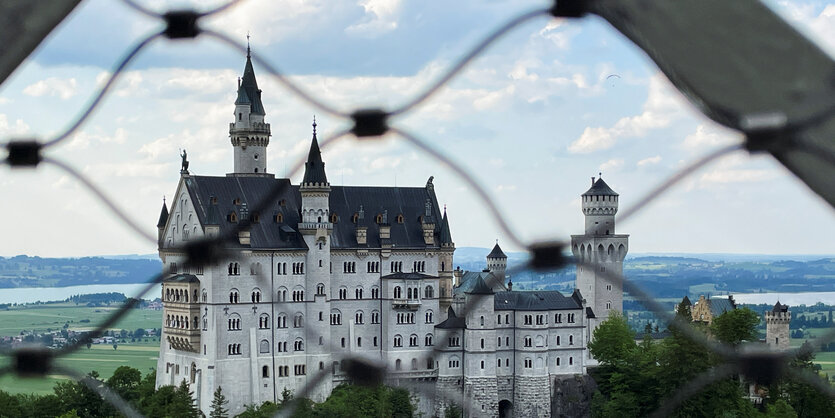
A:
464;376;498;417
513;375;550;417
551;375;596;418
434;376;463;417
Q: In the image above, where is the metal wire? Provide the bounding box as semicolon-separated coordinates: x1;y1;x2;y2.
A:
1;0;834;416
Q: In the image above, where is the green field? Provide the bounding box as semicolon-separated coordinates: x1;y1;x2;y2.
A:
0;341;160;394
0;303;163;337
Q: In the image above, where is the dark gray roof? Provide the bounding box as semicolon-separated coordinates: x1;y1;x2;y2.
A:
772;301;788;312
586;307;596;318
439;210;452;245
164;274;200;283
157;201;168;228
235;55;265;115
435;307;466;329
205;199;220;225
708;297;736;317
494;290;582;311
454;271;503;295
302;132;328;185
681;295;692;306
487;242;506;259
582;177;618;196
178;175;444;250
467;277;494;295
382;272;436;280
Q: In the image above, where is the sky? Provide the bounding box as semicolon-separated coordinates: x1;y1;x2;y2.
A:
1;0;834;257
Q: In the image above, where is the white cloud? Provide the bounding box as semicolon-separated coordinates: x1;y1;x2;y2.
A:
568;74;682;153
205;0;324;44
775;2;835;54
698;154;779;185
599;158;623;172
345;0;402;36
682;123;739;150
637;155;662;166
0;114;30;137
22;77;78;99
0;97;10;105
495;184;517;192
537;19;575;49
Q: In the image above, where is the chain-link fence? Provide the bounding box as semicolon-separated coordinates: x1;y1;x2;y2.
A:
2;0;834;416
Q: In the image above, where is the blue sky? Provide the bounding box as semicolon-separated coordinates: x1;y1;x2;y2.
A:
1;0;834;257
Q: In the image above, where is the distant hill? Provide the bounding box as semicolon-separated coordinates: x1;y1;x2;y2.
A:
0;255;162;288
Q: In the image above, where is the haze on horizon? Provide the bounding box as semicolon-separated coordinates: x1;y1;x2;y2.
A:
1;0;834;258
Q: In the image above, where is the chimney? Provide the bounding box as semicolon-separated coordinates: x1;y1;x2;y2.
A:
453;266;463;287
507;280;513;291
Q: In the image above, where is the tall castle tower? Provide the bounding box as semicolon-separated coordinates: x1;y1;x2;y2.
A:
230;42;271;174
486;242;507;284
766;302;791;351
571;176;628;328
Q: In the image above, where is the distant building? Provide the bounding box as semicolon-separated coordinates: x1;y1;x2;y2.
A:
765;301;791;351
689;294;737;324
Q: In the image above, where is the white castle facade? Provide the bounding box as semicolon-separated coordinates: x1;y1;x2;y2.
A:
155;50;628;417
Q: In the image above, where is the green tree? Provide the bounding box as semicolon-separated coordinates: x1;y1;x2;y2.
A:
106;366;142;404
711;307;760;346
771;343;835;418
0;390;22;417
588;311;635;367
210;386;229;418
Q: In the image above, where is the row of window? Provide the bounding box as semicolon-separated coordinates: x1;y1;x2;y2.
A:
168;263;203;275
393;334;432;347
495;312;577;326
165;315;198;329
226;259;435;277
226;285;435;304
164;288;198;303
445;356;574;369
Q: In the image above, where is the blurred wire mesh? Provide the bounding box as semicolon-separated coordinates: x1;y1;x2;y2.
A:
1;0;834;416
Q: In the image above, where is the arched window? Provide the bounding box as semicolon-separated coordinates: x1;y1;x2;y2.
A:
425;310;434;324
259;314;270;329
424;285;433;298
276;313;287;328
294;313;304;328
425;334;433;346
395;359;402;371
394;335;402;347
260;340;270;353
229;289;239;304
294;338;304;351
262;365;269;377
411;358;418;370
330;309;342;325
409;334;418;347
355;311;364;324
569;335;574;345
394;286;402;299
316;283;325;295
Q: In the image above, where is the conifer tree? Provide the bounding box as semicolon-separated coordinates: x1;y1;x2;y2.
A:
210;386;229;418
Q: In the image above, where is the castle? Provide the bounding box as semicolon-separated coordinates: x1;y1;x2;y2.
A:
155;49;628;417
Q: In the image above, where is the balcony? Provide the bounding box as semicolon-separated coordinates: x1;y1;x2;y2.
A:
298;222;333;231
392;299;421;310
165;327;200;353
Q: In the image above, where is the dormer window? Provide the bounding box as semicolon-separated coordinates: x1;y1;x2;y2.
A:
396;214;404;224
330;213;338;223
233;198;241;205
279;199;286;206
376;214;383;224
252;212;260;223
276;213;284;223
229;212;238;223
352;213;359;224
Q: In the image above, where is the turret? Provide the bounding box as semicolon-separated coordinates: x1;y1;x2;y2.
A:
157;198;169;245
229;41;271;174
486;241;507;283
765;302;791;351
581;176;618;235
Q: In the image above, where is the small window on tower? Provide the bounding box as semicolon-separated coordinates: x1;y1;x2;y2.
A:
376;214;383;224
276;213;284;223
254;154;259;160
396;214;404;224
238;113;242;121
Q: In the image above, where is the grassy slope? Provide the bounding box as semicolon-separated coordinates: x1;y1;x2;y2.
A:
0;304;163;394
0;303;162;337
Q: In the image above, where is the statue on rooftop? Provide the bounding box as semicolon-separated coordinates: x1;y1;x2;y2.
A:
180;149;189;174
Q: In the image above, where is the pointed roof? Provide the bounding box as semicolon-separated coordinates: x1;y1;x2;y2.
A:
439;208;452;245
487;242;507;259
235;52;265;115
156;200;168;228
466;276;495;295
772;301;789;312
435;307;466;329
681;295;692;306
302;120;328;185
582;177;618;196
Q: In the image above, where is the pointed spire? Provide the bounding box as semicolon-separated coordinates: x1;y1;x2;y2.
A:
246;31;251;58
157;198;169;228
487;241;507;259
302;119;328;186
235;35;265;115
440;206;453;245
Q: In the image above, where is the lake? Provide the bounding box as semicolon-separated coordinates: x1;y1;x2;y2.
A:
0;283;162;304
731;291;835;306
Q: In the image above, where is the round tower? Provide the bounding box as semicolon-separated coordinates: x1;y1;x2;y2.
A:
571;175;628;328
486;241;507;283
765;302;791;351
230;42;271;174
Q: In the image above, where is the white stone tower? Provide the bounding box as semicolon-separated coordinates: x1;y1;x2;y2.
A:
766;302;791;351
486;241;507;284
298;118;333;398
463;278;498;416
230;42;271;174
571;176;628;328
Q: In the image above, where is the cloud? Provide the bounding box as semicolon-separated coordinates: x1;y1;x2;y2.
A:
698;154;779;186
775;2;835;54
0;114;30;137
637;155;662;167
599;158;623;172
682;123;739;150
537;19;576;49
568;74;682;153
495;184;517;192
345;0;402;36
22;77;78;99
